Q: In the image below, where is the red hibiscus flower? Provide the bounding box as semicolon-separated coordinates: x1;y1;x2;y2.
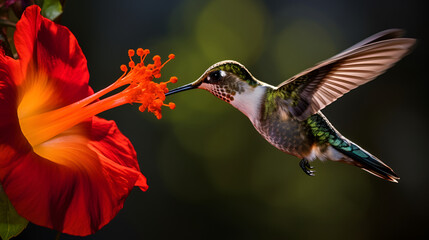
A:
0;5;176;236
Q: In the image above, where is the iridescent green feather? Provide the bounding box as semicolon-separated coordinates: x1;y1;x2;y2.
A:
278;73;314;106
306;114;348;148
213;63;258;87
274;64;335;118
262;88;285;119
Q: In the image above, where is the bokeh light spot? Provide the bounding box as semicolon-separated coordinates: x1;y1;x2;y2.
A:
195;0;268;63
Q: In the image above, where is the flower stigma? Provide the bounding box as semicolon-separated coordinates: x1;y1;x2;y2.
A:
18;48;177;147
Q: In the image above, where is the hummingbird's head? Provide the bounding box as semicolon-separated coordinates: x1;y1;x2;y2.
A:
166;60;260;103
167;60;271;122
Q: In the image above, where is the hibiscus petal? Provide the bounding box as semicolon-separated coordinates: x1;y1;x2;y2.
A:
0;53;19;127
0;117;147;236
88;117;148;189
13;5;92;112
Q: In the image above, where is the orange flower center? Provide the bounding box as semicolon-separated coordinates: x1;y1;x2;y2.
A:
18;48;177;147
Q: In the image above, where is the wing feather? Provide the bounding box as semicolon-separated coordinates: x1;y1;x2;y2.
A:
276;29;415;120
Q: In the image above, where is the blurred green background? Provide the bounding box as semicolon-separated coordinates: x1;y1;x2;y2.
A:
17;0;428;239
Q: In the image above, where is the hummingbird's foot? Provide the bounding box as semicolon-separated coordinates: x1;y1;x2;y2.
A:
299;159;315;176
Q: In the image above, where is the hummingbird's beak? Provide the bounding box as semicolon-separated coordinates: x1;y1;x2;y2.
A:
165;83;197;96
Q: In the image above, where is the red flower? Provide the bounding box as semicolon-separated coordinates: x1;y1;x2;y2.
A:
0;5;176;236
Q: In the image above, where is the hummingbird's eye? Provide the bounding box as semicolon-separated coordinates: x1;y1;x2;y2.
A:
207;70;222;83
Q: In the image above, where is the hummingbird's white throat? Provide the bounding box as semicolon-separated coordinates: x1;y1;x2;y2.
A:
229;85;267;124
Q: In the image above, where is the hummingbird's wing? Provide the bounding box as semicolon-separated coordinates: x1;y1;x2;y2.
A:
276;29;415;121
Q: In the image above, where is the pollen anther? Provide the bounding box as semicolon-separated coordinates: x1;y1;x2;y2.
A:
136;48;144;57
128;49;135;57
120;64;127;72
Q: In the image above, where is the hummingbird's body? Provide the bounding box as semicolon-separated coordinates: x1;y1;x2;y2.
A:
206;70;316;158
166;29;416;182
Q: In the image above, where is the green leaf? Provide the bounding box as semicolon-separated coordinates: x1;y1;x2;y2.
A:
40;0;64;21
0;185;28;240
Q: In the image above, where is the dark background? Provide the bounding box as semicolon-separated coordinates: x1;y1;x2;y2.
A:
17;0;428;239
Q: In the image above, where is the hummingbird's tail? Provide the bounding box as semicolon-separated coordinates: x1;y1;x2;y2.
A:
331;140;399;183
308;113;399;182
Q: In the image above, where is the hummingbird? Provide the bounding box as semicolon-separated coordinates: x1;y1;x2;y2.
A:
166;29;415;183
